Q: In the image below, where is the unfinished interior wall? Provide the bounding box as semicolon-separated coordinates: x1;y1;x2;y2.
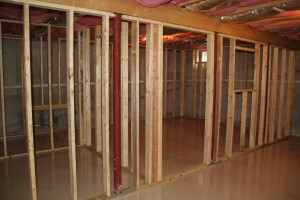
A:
292;52;300;136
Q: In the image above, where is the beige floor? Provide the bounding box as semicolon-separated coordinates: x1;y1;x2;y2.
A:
116;136;300;200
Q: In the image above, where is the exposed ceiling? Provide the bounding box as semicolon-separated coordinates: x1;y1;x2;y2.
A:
136;0;300;41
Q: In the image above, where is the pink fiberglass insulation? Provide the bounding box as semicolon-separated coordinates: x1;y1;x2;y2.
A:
206;0;269;16
136;0;189;7
259;22;300;31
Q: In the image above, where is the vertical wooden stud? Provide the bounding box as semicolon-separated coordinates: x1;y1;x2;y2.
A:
153;23;163;182
225;38;236;157
192;50;199;118
269;47;279;142
0;22;7;157
102;15;110;196
58;38;61;104
95;25;102;152
240;92;248;150
83;28;91;146
66;9;78;200
213;35;223;161
277;49;287;139
199;62;205;119
40;36;44;106
131;20;140;187
121;22;129;167
203;33;214;164
77;31;85;145
163;48;167;118
179;50;186;117
145;23;153;184
172;50;176;117
285;50;295;136
258;45;268;146
24;4;38;200
47;25;54;149
249;43;260;148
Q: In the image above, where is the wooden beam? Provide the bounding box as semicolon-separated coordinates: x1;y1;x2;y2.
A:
179;50;186;117
277;49;287;139
191;50;196;116
163;48;168;118
258;45;268;146
0;22;7;157
102;15;111;196
121;22;129;167
145;23;154;184
269;47;279;142
95;25;102;152
225;38;235;158
83;28;91;146
153;23;163;182
249;43;260;149
66;9;78;200
203;33;214;164
235;46;257;53
240;92;248;150
172;50;176;117
199;61;205;119
47;25;54;149
213;35;223;162
77;31;85;145
130;20;140;187
285;50;295;136
35;0;299;49
23;4;37;200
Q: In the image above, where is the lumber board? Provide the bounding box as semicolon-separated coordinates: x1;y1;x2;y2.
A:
203;33;214;164
172;50;177;117
249;43;260;149
130;20;140;187
179;50;186;117
95;25;102;152
240;92;248;150
24;4;38;200
121;22;129;167
225;38;236;157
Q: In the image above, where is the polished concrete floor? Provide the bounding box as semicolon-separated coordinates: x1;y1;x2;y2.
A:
0;117;289;200
116;136;300;200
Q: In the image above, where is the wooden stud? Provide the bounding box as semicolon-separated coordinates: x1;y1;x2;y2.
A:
20;38;27;136
66;9;78;200
212;35;223;161
102;15;111;196
121;22;129;167
153;23;163;181
47;25;54;149
240;92;248;150
277;49;287;139
163;48;167;118
58;38;62;104
192;50;198;118
145;23;154;184
285;50;296;136
199;61;205;119
40;36;44;106
95;25;102;152
130;20;140;187
258;45;268;146
225;38;236;158
191;50;196;116
264;46;273;144
269;47;279;142
24;4;38;200
0;22;7;157
249;43;260;149
172;50;176;117
77;31;85;145
83;28;91;146
203;33;214;164
179;50;186;117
